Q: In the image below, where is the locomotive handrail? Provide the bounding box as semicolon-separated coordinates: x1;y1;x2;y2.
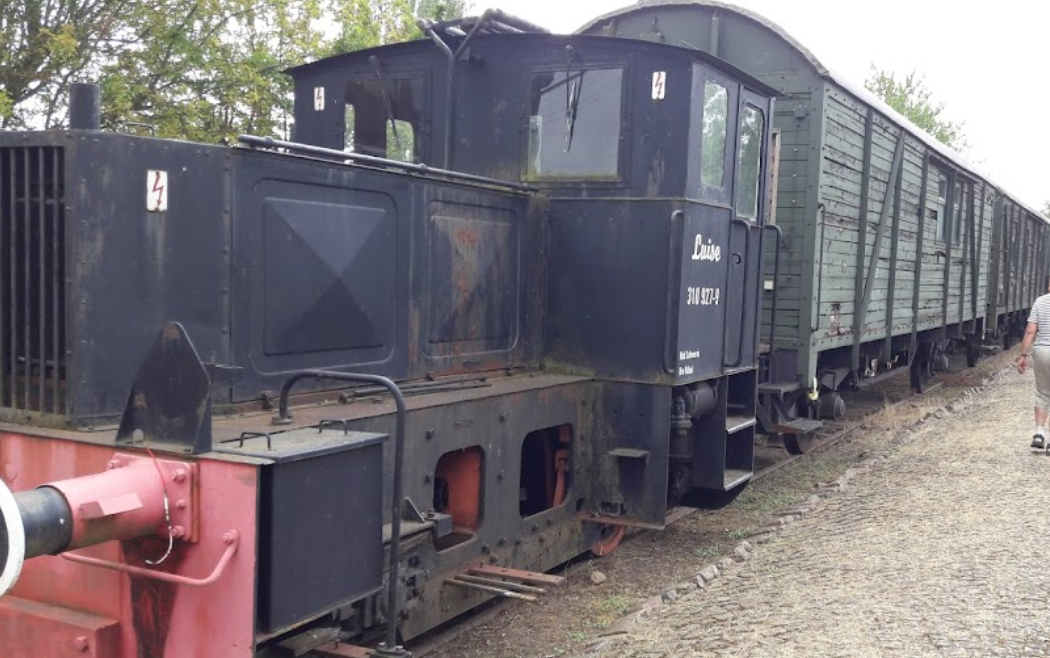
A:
761;223;783;366
237;135;537;193
273;369;407;651
62;530;240;588
725;218;753;368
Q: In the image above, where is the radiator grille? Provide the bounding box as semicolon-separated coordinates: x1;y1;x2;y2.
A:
0;146;66;414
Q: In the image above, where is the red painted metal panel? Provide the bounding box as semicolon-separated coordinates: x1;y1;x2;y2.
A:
0;595;120;658
0;432;260;658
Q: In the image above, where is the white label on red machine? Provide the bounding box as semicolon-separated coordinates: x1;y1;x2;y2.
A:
147;170;168;212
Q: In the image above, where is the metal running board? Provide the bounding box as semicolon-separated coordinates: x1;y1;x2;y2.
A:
758;381;801;396
774;418;823;434
726;415;756;434
724;468;752;490
445;564;566;602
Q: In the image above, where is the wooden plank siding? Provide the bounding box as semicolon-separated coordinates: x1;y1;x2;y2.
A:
760;85;814;346
809;82;993;354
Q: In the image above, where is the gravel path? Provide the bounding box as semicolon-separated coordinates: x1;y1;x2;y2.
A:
580;364;1050;658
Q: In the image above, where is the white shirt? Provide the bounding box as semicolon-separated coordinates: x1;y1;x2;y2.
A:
1027;293;1050;347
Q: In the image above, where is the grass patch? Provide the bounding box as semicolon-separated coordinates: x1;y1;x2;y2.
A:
693;545;723;559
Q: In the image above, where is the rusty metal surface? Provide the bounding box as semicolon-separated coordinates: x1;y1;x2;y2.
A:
315;644;374;658
0;432;259;658
462;563;565;586
0;595;120;658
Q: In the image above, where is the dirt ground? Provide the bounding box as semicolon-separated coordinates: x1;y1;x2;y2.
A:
420;347;1017;658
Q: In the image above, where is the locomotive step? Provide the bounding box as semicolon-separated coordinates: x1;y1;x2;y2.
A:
726;415;757;434
758;381;802;396
724;469;752;490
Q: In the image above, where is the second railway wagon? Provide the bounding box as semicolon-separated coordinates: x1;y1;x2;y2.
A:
578;0;1050;450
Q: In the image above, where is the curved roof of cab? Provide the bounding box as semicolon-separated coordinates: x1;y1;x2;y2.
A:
576;0;1048;220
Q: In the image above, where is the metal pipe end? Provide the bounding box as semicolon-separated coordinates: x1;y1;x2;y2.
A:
68;83;101;131
0;477;27;597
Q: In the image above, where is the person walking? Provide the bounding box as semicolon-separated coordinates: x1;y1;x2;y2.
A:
1017;281;1050;448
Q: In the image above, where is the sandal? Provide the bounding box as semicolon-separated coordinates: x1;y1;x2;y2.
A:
1033;434;1046;449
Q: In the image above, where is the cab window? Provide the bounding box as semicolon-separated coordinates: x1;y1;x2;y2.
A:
526;67;624;180
345;77;423;163
700;81;729;194
735;104;764;220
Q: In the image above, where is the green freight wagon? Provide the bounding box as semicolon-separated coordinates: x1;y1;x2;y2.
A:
578;0;1050;452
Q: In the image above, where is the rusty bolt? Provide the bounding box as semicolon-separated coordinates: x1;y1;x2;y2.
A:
172;469;186;483
171;526;186;539
106;459;121;470
425;429;435;440
73;636;89;652
175;499;187;510
489;555;498;564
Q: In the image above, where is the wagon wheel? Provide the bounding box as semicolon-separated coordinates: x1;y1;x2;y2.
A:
589;524;625;557
784;431;817;455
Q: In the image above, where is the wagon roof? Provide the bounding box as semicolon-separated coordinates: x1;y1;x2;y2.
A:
576;0;1048;220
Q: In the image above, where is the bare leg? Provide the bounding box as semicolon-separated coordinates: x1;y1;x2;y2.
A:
1037;407;1048;430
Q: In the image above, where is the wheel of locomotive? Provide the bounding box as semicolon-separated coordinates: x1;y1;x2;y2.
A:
784;431;818;455
589;524;626;557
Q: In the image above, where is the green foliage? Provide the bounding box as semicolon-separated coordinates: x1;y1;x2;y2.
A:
1;0;471;140
864;65;968;153
0;89;13;122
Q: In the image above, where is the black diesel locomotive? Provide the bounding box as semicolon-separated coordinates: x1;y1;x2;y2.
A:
0;3;1044;657
0;9;786;658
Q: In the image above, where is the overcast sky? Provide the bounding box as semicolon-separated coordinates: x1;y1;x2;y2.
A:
476;0;1049;211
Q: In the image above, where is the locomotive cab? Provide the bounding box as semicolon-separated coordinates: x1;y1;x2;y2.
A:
288;31;783;508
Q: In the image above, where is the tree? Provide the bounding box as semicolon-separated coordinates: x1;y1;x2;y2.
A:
0;0;137;129
1043;201;1050;219
864;65;968;153
1;0;470;140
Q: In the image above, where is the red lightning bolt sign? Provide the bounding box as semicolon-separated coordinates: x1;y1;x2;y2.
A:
652;71;666;100
148;170;168;211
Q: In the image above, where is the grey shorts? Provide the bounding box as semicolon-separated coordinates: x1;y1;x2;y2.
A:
1034;346;1050;410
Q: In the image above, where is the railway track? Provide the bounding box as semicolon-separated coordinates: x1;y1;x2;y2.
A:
408;348;1006;658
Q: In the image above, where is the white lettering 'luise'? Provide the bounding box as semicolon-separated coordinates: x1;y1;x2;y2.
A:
691;234;721;262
